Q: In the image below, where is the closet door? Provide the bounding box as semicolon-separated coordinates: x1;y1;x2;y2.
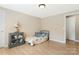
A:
0;11;5;47
66;16;75;41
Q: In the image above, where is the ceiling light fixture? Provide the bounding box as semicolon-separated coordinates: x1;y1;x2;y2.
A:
38;4;46;8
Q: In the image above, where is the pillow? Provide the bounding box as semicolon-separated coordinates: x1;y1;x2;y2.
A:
35;32;42;37
41;33;45;37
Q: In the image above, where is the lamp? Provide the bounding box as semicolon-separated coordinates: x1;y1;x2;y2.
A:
38;4;46;8
14;22;21;32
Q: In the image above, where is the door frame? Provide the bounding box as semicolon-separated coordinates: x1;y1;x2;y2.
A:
64;11;79;43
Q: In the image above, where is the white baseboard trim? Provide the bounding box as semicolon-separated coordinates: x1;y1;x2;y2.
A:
68;39;79;42
50;39;66;44
73;40;79;42
0;45;8;48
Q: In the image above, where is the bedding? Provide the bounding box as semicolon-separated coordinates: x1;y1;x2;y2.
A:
26;36;48;46
26;30;49;46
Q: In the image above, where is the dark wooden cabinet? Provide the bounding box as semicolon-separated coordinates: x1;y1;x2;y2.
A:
8;32;25;48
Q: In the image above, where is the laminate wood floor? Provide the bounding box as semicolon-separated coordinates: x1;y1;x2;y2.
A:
0;40;79;55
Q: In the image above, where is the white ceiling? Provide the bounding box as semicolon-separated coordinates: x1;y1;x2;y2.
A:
0;4;79;18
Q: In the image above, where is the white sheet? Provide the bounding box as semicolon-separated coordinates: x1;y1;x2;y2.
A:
26;36;48;46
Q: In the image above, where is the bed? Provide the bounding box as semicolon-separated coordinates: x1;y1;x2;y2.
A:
26;30;49;46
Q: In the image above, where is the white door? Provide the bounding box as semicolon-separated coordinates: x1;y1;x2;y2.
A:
66;16;75;41
0;11;5;47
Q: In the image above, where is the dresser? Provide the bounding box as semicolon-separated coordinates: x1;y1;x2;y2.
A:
8;32;25;48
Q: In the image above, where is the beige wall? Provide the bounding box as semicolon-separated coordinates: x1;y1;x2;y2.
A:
0;7;41;47
41;10;79;43
41;14;65;43
0;7;79;47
